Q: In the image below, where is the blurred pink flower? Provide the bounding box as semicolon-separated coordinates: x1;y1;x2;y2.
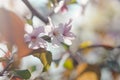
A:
24;26;47;49
60;4;68;13
49;26;64;46
60;19;75;45
49;19;75;46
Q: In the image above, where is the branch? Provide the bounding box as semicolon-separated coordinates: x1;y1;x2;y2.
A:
0;61;13;76
78;44;114;52
72;44;120;64
22;0;49;24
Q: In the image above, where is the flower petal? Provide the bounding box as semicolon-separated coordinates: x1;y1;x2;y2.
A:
37;38;47;48
32;27;44;36
24;34;31;42
25;24;33;34
64;32;75;39
64;38;72;45
58;23;64;33
56;35;64;42
29;41;39;49
64;25;72;34
65;19;72;27
52;37;61;46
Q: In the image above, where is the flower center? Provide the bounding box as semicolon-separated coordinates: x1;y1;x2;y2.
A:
53;31;59;36
31;36;36;42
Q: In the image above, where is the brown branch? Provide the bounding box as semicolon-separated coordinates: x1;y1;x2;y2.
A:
22;0;49;24
0;61;13;76
72;44;120;64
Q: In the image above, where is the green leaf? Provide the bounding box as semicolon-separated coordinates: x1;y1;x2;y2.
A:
26;19;33;25
61;42;69;50
67;0;77;4
32;49;52;71
70;0;77;4
42;35;51;42
29;66;36;73
14;69;31;79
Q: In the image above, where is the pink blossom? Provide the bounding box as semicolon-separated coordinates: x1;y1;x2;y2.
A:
60;4;68;13
24;26;46;49
49;26;64;46
59;19;75;45
49;19;75;46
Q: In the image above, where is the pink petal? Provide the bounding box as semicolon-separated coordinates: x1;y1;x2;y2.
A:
38;26;44;33
48;31;54;37
56;35;64;42
25;24;33;34
52;37;61;46
64;32;75;39
61;4;68;12
24;34;31;42
37;38;47;48
64;25;72;33
65;19;72;27
58;23;64;33
32;27;44;36
29;41;39;49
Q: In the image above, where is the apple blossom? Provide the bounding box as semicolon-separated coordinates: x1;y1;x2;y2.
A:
48;18;75;46
24;25;47;49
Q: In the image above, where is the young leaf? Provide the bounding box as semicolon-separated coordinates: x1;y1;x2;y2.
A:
14;69;31;79
42;51;52;71
42;35;51;42
29;66;36;73
26;19;33;25
71;0;77;3
67;0;77;4
62;42;70;50
32;49;52;71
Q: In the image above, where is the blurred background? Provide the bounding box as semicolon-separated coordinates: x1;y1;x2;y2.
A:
0;0;120;80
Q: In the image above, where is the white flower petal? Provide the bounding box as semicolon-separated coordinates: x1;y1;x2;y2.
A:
29;41;39;49
24;34;31;42
56;35;64;42
32;27;44;36
64;32;75;39
52;37;61;46
64;25;72;33
64;38;72;45
58;24;64;33
37;38;47;48
25;24;33;34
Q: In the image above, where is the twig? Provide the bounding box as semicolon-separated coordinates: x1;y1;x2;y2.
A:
0;60;13;76
78;44;114;52
9;74;14;80
0;48;7;54
73;44;120;63
0;48;10;59
22;0;49;24
0;52;15;76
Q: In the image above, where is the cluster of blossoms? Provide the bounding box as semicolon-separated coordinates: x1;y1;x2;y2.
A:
24;18;75;49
